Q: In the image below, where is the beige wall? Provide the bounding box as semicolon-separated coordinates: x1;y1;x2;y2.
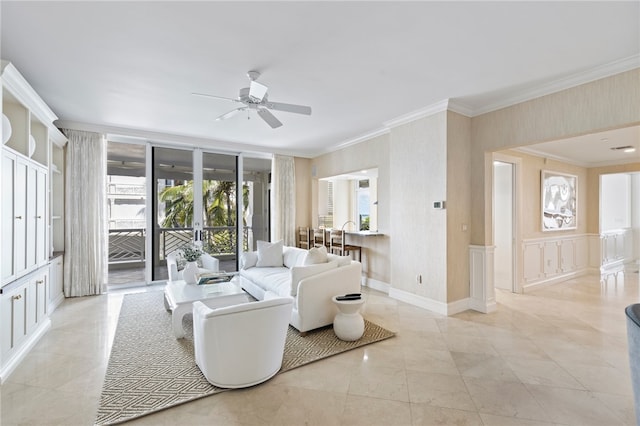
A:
497;150;588;239
311;134;391;284
446;111;471;302
471;69;640;245
390;112;448;302
305;68;639;309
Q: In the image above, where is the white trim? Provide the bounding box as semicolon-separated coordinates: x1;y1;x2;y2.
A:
56;120;311;158
0;319;51;384
388;287;474;316
363;277;390;294
522;269;589;292
319;127;390;155
389;287;449;315
1;61;58;125
469;245;497;313
472;55;640;116
383;99;451;129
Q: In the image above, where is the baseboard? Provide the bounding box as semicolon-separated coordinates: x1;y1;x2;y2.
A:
389;288;448;315
363;277;390;294
522;268;589;292
49;293;65;313
0;319;51;384
469;298;497;314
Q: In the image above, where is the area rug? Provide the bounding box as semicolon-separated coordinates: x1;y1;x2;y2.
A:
95;291;395;425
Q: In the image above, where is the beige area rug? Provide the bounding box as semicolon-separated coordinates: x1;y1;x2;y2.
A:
95;291;395;425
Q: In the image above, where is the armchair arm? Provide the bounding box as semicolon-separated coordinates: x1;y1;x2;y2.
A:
201;253;220;272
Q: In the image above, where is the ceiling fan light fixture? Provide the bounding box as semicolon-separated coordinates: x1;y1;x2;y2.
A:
249;80;268;102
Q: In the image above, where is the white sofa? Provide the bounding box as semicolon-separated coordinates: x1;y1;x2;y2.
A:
239;242;362;335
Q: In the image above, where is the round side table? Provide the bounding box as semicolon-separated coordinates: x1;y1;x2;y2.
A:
331;295;365;341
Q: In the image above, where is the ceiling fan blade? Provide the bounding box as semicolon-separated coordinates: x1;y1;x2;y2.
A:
257;108;283;129
249;80;268;102
216;107;246;121
192;92;242;103
264;101;312;115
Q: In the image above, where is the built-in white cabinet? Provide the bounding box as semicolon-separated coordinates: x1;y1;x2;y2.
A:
0;268;50;382
1;147;49;285
1;61;66;383
49;254;64;311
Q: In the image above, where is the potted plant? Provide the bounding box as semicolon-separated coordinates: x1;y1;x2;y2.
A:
180;244;203;284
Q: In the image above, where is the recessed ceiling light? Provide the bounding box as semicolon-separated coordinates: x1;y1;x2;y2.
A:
610;145;636;153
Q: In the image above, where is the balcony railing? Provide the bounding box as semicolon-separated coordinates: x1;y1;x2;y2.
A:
108;226;253;264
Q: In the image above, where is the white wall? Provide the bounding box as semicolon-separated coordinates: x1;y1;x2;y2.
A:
600;173;631;232
493;162;513;290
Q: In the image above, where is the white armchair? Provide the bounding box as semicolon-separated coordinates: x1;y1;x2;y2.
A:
192;297;293;388
166;252;219;282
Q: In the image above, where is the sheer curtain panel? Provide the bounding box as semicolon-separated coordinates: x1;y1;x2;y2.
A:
62;129;107;297
271;155;296;246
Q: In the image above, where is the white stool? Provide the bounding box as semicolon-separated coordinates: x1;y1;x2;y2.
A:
331;295;365;341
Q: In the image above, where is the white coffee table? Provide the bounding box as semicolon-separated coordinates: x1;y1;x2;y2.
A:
164;278;251;338
331;295;365;341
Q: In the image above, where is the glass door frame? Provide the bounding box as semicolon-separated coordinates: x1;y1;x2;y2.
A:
146;143;244;283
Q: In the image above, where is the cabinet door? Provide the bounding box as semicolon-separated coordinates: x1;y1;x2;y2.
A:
35;167;47;266
14;157;28;275
35;272;48;323
1;150;16;282
25;164;37;271
0;286;27;357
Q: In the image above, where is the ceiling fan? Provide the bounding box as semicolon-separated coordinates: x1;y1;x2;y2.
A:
193;71;312;129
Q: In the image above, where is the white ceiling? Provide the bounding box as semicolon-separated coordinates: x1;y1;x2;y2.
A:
1;1;639;159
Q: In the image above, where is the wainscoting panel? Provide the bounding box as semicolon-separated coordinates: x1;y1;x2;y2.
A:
522;234;589;290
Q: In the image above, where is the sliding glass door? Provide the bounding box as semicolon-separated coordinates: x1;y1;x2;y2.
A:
152;147;195;281
151;147;240;281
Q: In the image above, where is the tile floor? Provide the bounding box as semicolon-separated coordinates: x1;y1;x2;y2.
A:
0;271;637;425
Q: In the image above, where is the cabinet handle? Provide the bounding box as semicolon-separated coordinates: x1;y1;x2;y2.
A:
37;215;42;219
15;216;22;219
36;280;44;284
12;294;22;301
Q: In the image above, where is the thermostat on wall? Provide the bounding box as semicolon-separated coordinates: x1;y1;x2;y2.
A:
433;201;446;209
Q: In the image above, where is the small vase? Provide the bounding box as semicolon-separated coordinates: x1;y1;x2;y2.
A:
182;261;199;284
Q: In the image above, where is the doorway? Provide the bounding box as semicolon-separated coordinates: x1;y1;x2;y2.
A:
493;157;519;292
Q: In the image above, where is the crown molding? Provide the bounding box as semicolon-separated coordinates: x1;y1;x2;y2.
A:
1;60;58;126
311;127;390;158
472;55;640;116
56;120;309;158
383;99;451;129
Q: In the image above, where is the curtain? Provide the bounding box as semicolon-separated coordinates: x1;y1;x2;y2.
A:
62;129;107;297
271;155;296;246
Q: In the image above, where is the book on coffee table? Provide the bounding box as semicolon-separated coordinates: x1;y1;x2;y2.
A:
196;271;234;285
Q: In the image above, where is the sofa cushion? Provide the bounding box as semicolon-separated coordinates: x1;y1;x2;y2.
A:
256;240;284;267
303;246;328;265
283;246;308;269
327;253;352;267
240;267;291;297
290;261;338;297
